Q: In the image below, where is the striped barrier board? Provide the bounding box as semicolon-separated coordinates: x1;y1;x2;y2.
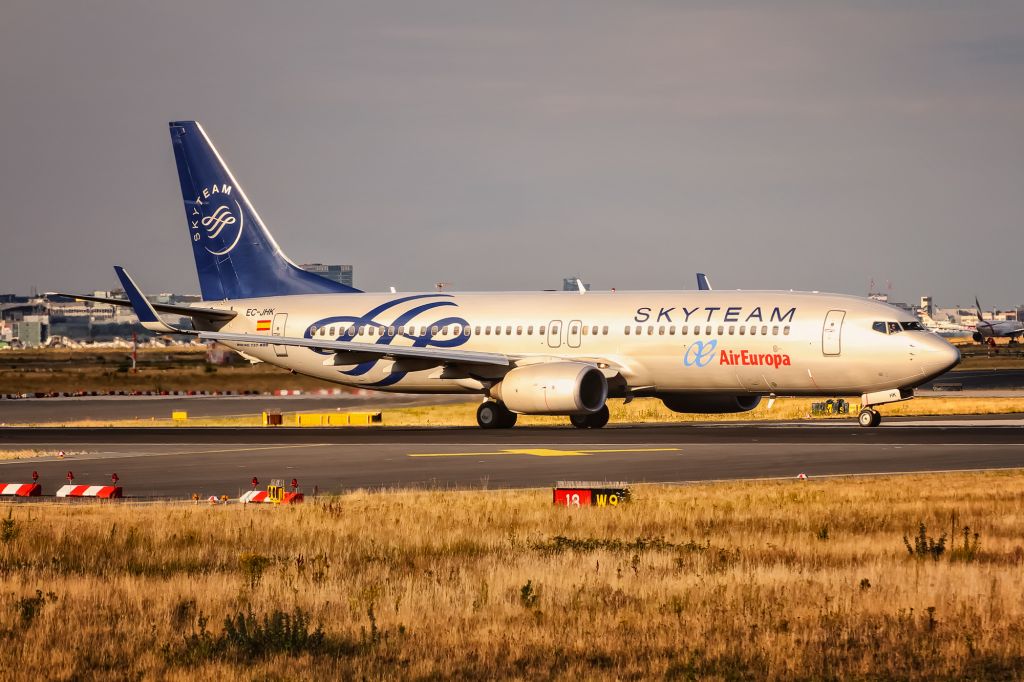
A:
239;490;304;504
0;483;42;497
56;485;123;499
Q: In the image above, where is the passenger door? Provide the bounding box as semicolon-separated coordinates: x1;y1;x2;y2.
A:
822;310;845;356
271;313;289;357
547;320;562;349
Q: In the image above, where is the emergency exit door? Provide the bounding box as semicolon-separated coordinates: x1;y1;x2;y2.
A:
272;313;288;357
822;310;845;356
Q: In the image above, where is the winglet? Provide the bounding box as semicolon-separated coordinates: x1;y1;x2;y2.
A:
696;273;712;291
113;266;181;333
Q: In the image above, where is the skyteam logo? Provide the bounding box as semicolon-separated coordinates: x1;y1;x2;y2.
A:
306;294;470;387
683;340;718;367
190;184;244;256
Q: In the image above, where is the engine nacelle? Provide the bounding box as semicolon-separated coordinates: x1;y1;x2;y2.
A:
492;362;608;415
972;331;983;343
660;393;762;414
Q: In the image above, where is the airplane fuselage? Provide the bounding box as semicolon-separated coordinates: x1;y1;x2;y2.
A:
197;289;960;399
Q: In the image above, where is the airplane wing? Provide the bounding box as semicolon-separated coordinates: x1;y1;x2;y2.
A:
48;291;236;322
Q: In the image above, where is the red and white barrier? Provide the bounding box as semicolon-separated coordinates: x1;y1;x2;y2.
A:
56;485;123;499
0;483;42;497
240;490;304;504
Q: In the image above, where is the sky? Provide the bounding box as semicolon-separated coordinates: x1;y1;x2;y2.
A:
1;1;1023;308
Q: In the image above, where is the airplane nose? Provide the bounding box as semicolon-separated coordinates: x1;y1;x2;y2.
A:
920;336;961;377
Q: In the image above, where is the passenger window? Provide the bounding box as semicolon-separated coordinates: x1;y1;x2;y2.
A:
772;326;779;335
693;326;701;336
624;326;631;335
647;325;653;335
728;326;735;335
328;326;335;336
681;325;689;335
761;326;768;335
430;325;438;335
783;326;790;336
658;325;665;335
506;326;512;335
538;326;545;336
517;326;523;335
669;326;675;335
474;326;481;335
602;326;608;335
635;325;642;335
750;326;757;336
738;326;745;335
527;325;534;335
485;326;491;335
591;326;598;335
717;325;724;335
582;326;588;336
495;326;502;336
464;327;471;336
706;326;712;335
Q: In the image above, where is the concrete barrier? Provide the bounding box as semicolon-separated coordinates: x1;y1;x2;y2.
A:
0;483;42;497
56;485;123;499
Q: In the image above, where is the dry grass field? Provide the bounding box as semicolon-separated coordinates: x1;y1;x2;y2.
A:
1;471;1023;679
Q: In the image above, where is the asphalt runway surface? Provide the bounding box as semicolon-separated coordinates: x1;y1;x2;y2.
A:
1;419;1022;498
919;368;1024;391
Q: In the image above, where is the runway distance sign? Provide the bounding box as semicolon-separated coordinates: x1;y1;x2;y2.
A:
553;485;631;507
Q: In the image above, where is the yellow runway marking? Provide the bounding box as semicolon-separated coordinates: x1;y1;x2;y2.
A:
408;447;681;458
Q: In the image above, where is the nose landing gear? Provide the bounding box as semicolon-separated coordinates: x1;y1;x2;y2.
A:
857;408;882;428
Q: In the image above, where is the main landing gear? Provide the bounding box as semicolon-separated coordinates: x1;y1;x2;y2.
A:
858;408;882;428
477;401;517;429
570;404;610;429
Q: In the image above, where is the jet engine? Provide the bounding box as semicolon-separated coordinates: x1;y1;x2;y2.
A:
972;332;983;343
491;362;608;415
660;393;762;414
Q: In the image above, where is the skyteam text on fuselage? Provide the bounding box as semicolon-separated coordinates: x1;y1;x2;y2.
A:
61;121;961;429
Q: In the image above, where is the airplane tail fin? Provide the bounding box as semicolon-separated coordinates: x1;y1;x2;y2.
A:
168;121;361;300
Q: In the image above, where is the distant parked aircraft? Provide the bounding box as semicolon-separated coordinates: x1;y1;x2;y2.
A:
972;298;1024;344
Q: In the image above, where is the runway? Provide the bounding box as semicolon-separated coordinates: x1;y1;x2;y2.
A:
1;420;1022;498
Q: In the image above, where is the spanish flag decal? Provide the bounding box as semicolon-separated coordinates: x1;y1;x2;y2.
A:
256;319;272;332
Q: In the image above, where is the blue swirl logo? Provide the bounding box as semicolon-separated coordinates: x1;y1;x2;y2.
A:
683;339;718;368
305;294;469;387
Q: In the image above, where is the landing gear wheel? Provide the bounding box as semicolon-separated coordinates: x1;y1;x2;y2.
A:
587;404;610;429
569;404;610;429
858;408;881;428
477;401;517;429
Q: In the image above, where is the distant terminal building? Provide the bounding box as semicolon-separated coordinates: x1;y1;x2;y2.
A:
562;277;591;292
302;264;354;288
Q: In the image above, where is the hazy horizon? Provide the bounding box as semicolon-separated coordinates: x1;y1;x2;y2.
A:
2;1;1023;308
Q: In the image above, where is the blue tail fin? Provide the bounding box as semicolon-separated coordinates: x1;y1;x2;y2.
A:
169;121;361;300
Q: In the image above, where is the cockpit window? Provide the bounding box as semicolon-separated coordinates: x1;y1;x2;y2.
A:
872;321;887;334
887;322;901;334
900;321;924;331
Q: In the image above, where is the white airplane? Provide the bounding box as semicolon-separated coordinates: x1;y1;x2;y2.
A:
972;297;1024;344
61;121;961;429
